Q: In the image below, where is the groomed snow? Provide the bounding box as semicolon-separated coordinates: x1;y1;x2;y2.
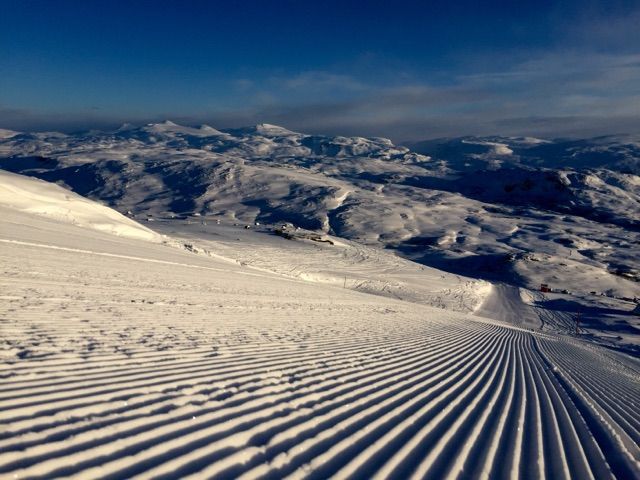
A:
0;173;639;479
152;219;492;314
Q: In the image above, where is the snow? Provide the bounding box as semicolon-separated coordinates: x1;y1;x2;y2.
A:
0;121;639;474
225;123;300;138
153;219;491;313
1;121;638;350
251;123;298;136
141;120;227;137
462;139;514;156
0;168;639;478
410;134;640;173
0;128;19;139
0;170;162;242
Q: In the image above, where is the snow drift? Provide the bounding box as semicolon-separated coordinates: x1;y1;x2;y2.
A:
0;170;161;242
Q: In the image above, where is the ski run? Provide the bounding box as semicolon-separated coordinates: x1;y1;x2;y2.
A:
0;173;639;479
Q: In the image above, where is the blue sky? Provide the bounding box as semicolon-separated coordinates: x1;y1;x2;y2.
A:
1;0;639;140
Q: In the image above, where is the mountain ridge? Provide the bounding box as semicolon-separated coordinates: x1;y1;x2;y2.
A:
0;121;638;301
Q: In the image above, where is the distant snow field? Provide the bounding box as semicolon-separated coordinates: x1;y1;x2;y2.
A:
1;126;640;478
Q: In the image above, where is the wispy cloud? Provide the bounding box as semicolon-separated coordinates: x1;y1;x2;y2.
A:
277;71;367;92
206;49;640;140
2;10;639;141
2;1;639;140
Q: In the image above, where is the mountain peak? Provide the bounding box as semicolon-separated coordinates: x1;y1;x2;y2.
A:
221;123;298;137
198;124;226;136
142;120;181;131
115;123;136;132
138;121;226;137
253;123;298;136
0;128;20;139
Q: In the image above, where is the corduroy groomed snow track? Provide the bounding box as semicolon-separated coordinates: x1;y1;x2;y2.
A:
1;230;639;480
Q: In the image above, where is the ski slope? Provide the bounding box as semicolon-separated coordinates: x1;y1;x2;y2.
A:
151;219;491;314
1;175;639;479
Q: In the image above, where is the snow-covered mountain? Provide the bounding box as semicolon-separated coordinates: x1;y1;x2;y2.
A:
407;134;640;173
1;130;639;479
0;123;638;302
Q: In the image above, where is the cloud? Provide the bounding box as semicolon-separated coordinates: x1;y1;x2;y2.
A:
233;78;254;91
2;1;639;141
277;71;367;92
2;48;639;141
0;106;151;133
559;4;640;52
213;51;640;140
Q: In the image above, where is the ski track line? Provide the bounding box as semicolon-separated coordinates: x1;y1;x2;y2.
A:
0;326;480;476
0;238;291;281
2;246;639;479
0;330;452;458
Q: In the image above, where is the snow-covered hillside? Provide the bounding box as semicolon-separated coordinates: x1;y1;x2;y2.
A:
0;170;161;242
154;219;491;314
1;171;639;479
408;135;640;174
1;122;638;304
